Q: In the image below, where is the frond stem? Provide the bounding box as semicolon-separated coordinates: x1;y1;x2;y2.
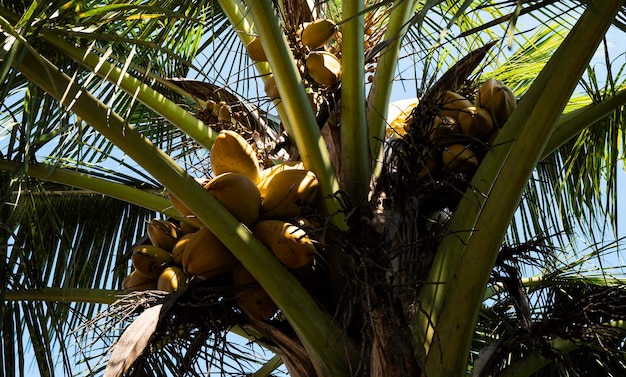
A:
366;0;416;177
340;1;369;203
0;159;178;218
246;0;347;231
4;288;120;304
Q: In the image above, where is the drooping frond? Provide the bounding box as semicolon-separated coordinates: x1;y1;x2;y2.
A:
1;172;156;376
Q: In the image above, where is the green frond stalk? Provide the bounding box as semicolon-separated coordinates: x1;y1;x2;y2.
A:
217;0;271;78
484;275;626;300
3;288;120;305
366;0;416;176
544;88;626;158
413;2;624;376
36;31;217;150
9;33;356;377
246;1;347;230
340;1;369;203
0;159;177;218
249;354;284;377
217;0;295;141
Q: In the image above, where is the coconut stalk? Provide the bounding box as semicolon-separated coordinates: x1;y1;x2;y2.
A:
217;0;271;78
3;288;120;304
366;0;416;176
246;0;347;230
217;0;295;138
484;275;626;299
0;159;178;218
543;88;626;157
340;1;369;203
6;32;356;376
31;31;218;151
413;2;624;376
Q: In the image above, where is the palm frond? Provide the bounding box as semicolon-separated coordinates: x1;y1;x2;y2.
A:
474;235;626;377
0;1;222;169
2;173;156;376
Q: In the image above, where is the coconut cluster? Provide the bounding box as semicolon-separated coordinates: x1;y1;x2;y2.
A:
122;130;321;320
247;18;342;98
389;78;517;181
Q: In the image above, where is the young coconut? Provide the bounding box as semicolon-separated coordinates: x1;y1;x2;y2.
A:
204;172;261;226
439;91;473;120
131;245;173;279
182;227;237;279
171;232;194;265
157;266;187;293
457;106;494;139
306;51;342;87
233;263;278;320
258;169;319;220
476;78;517;127
122;270;158;291
301;19;337;49
210;130;261;184
253;220;316;270
441;144;479;174
147;219;182;252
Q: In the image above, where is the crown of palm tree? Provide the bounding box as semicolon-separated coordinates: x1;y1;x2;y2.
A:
1;1;626;376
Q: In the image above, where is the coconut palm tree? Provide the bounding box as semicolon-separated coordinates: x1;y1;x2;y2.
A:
1;0;626;376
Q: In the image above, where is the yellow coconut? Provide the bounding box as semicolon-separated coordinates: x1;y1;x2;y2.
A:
168;193;203;228
306;51;342;87
122;270;158;291
210;130;261;184
171;233;194;265
258;161;305;183
259;169;318;220
232;263;278;320
157;266;187;293
476;78;517;127
147;219;182;252
131;245;173;279
441;144;479;174
253;220;316;269
301;19;337;49
204;172;261;226
428;115;462;143
182;227;237;279
439;91;473;120
457;106;494;139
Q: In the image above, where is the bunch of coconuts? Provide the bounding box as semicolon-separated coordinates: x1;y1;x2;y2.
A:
123;130;322;321
389;78;517;179
246;18;342;98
